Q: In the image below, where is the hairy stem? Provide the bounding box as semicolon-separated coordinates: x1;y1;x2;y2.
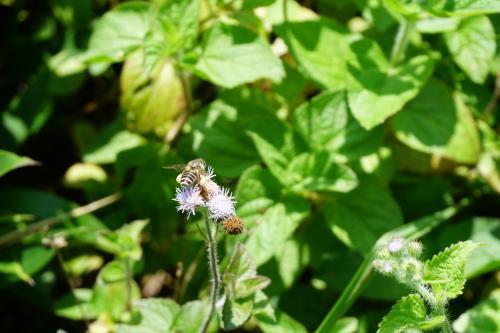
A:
199;214;220;333
390;19;414;68
124;258;133;312
416;285;452;333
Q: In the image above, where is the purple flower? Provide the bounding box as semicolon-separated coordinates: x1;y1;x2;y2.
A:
206;187;236;221
174;185;204;217
206;165;216;181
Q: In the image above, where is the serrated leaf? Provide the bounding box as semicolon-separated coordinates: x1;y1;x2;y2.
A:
438;217;500;278
225;243;257;282
293;91;384;162
424;241;479;300
192;23;284;88
0;149;38;178
348;55;434;129
221;298;253;330
237;276;271;298
377;294;426;333
445;16;496;84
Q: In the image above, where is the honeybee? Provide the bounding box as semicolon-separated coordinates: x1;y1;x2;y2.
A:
164;158;207;188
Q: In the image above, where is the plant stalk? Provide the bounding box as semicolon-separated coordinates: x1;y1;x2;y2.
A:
390;19;414;68
199;214;220;333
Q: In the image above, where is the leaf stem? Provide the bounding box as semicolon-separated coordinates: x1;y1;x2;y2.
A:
199;213;220;333
390;19;414;68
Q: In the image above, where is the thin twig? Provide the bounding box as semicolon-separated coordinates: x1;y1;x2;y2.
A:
483;73;500;122
199;213;220;333
0;192;122;249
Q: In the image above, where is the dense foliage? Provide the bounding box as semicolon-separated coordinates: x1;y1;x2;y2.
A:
1;0;500;332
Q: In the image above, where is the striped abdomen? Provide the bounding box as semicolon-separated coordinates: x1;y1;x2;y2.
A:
179;170;199;188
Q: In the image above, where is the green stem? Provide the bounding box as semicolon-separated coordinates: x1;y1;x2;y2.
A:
199;213;220;333
390;19;414;68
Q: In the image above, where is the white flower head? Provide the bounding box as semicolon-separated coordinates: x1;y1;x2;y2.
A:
174;185;204;217
206;187;236;221
387;237;405;253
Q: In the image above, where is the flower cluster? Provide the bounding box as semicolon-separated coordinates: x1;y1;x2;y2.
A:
172;162;243;234
373;237;424;285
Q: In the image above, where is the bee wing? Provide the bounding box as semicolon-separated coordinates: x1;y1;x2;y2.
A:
162;164;187;171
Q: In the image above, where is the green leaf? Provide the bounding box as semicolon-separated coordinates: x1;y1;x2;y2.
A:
54;288;97;320
438;217;500;278
377;294;426;333
391;79;481;164
287;151;358;193
439;0;500;17
245;196;310;266
191;23;285;88
293;91;384;162
0;260;34;285
82;121;146;164
348;55;434;129
445;16;496;84
424;241;479;300
190;89;293;177
276;18;387;90
258;310;308;333
453;289;500;333
0;150;38;178
92;260;141;320
116;298;180;333
86;2;151;64
323;176;403;254
143;0;201;71
20;245;55;276
157;0;200;50
171;300;205;333
221;298;254;330
120;50;184;135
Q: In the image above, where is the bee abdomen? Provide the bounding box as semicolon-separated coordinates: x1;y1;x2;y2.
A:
180;171;199;188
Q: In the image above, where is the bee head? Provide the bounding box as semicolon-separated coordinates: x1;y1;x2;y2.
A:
188;158;206;170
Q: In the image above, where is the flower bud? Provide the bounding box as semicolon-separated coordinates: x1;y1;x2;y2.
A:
387;237;405;253
222;215;244;234
407;241;423;257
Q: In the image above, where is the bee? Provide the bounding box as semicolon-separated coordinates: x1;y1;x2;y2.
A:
164;158;207;188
